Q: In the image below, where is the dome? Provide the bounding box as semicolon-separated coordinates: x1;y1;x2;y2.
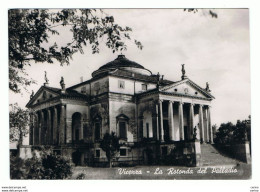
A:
92;55;152;77
99;54;145;70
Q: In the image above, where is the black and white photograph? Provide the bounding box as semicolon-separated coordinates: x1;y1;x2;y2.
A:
1;1;260;191
7;8;252;180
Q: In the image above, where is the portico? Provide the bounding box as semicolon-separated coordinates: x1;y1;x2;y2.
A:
138;98;213;144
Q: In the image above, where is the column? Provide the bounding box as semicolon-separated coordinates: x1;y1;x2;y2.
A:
208;106;213;143
33;113;38;145
204;107;209;143
39;111;44;145
138;116;144;140
53;107;58;145
158;100;164;142
29;113;34;145
47;109;51;145
80;115;84;140
189;103;195;140
168;101;174;141
59;105;66;145
155;101;160;140
178;102;184;141
66;117;73;143
199;104;205;143
152;114;158;140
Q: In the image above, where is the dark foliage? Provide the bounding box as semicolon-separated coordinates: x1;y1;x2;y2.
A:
10;155;27;179
10;151;73;179
214;116;251;144
184;8;218;18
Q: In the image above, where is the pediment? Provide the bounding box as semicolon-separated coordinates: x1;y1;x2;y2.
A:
160;79;214;99
27;86;60;107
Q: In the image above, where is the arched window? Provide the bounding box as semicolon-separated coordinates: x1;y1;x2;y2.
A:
116;114;129;139
94;115;102;140
72;112;82;142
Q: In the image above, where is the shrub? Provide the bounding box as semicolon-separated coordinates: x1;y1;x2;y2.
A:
10;155;26;179
10;152;73;179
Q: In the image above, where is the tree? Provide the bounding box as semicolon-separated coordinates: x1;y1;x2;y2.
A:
214;122;236;144
100;132;120;168
9;103;30;149
9;9;143;93
234;117;251;143
214;116;251;144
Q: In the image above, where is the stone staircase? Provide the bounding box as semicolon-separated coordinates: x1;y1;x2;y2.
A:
200;144;239;166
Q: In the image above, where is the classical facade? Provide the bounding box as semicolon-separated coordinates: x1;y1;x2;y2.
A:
26;55;215;166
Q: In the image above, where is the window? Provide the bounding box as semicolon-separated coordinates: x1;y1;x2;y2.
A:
139;119;143;138
72;113;81;142
83;124;88;138
120;148;127;156
118;80;125;89
96;149;100;158
75;129;79;141
119;121;127;139
116;114;129;139
146;123;149;138
95;122;101;140
142;84;147;91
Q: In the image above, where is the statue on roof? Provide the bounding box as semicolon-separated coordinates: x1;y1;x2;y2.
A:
182;64;185;76
44;71;49;84
206;82;211;92
60;76;65;90
181;64;187;80
30;90;34;99
156;72;160;88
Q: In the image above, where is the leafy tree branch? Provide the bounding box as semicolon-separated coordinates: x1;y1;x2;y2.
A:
9;9;143;93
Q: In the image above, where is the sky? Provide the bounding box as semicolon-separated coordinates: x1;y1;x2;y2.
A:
9;9;250;127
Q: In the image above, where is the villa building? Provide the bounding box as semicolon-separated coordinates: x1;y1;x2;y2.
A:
26;55;215;166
